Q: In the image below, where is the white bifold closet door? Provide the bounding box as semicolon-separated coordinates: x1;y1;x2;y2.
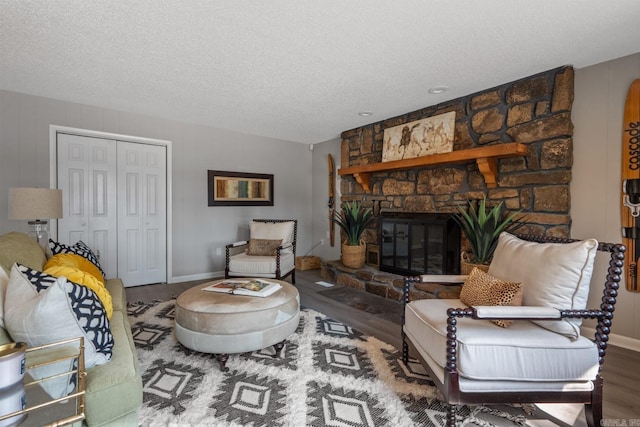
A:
116;141;167;286
57;134;118;278
56;133;167;286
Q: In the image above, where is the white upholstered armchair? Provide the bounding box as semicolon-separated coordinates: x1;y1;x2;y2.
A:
225;219;297;283
402;232;625;427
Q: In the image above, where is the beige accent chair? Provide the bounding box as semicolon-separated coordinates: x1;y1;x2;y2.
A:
225;219;297;283
402;233;625;427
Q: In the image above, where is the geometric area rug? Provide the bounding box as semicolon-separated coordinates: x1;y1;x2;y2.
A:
127;299;532;426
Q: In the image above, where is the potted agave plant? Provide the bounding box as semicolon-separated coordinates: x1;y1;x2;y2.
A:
453;196;525;274
333;200;374;268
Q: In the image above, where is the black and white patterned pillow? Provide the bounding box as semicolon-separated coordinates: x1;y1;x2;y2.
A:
16;263;58;292
49;239;106;278
6;264;114;398
15;264;114;361
65;279;114;359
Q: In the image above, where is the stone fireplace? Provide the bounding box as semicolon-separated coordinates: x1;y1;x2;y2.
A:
322;66;574;302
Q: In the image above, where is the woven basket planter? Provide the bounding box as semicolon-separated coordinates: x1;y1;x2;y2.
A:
460;252;490;275
341;240;366;269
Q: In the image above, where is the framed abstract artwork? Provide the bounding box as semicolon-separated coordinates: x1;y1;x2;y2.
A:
382;111;456;162
208;170;274;206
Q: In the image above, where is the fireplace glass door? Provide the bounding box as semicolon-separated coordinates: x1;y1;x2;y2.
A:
380;214;460;276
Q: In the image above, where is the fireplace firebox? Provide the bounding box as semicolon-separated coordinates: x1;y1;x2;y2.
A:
379;213;461;276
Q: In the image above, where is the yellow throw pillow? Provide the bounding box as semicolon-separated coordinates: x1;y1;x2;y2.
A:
460;267;523;328
45;253;104;285
44;265;113;320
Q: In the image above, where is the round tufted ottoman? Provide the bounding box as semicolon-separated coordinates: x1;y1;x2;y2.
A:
174;279;299;369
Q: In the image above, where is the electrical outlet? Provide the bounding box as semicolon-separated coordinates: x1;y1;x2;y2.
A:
216;248;222;256
320;238;324;245
326;231;330;239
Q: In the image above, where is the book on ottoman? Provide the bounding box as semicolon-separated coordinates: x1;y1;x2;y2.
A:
203;279;282;297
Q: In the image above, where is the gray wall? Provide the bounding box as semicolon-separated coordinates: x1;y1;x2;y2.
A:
572;52;640;347
309;140;342;262
0;89;312;281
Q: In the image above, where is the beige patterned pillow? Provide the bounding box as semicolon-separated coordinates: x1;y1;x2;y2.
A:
460;267;523;328
246;239;283;256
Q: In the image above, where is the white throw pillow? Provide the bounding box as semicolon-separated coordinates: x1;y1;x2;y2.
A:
250;221;295;249
5;264;114;397
0;266;8;329
488;232;598;339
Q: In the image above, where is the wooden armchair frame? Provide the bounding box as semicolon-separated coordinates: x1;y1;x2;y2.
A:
401;234;625;427
225;219;297;283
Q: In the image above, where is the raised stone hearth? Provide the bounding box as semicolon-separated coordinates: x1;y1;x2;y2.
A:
321;260;461;301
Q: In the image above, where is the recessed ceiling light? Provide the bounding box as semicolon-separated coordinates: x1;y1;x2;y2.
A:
358;111;373;117
428;86;448;94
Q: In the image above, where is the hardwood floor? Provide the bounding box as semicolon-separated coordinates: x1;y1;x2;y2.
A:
125;269;640;425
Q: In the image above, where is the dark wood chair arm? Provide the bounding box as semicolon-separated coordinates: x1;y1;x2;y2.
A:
470;305;609;321
225;241;248;266
225;241;248;249
276;242;293;251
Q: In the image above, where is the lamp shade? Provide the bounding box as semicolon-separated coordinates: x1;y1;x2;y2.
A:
8;188;63;220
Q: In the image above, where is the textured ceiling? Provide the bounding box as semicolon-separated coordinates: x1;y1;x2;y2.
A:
1;1;639;144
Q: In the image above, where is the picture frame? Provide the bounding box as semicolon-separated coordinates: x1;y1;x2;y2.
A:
382;111;456;162
208;170;274;206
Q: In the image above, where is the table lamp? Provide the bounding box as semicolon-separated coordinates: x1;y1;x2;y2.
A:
8;187;63;248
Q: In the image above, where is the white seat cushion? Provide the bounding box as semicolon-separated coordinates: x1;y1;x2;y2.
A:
228;252;295;276
404;299;599;382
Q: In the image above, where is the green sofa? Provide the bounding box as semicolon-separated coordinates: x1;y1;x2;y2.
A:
0;232;142;426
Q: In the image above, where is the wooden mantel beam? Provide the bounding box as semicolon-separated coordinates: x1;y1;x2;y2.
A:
338;143;527;192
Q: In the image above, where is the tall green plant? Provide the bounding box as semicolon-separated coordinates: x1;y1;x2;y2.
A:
453;197;525;264
333;200;374;246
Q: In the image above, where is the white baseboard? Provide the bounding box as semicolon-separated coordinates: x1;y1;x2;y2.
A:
169;271;223;283
581;327;640;352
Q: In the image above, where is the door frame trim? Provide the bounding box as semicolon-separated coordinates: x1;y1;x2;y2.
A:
49;125;173;284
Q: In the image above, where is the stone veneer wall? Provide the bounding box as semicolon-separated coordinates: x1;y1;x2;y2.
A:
323;66;574;301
